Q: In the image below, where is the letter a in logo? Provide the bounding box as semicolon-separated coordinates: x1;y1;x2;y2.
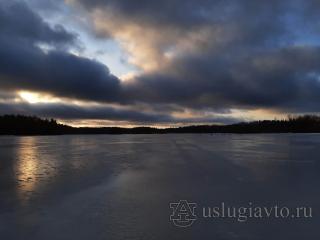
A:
170;200;197;227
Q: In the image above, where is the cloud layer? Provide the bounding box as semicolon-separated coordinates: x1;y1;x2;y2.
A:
1;0;320;124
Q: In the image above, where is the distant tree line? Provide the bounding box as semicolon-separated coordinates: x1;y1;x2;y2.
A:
0;115;72;135
1;114;320;135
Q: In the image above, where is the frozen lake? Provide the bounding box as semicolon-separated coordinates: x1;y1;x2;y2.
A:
0;134;319;239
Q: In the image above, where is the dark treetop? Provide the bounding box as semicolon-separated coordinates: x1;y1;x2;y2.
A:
1;115;320;135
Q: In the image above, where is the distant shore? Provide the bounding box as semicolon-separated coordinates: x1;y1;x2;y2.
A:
1;115;320;135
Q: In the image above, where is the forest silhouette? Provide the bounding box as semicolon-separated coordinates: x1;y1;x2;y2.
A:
1;114;320;135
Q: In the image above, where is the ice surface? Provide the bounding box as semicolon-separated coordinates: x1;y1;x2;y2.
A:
0;134;319;239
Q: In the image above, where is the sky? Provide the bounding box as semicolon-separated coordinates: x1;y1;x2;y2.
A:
1;0;320;127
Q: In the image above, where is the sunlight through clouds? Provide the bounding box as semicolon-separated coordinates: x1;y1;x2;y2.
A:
18;91;62;104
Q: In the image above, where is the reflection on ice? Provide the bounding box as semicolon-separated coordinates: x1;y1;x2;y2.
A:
15;137;40;202
15;137;57;204
0;134;319;240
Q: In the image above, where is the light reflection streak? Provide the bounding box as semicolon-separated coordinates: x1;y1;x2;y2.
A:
15;137;56;204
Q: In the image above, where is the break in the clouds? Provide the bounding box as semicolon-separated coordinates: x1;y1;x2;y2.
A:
0;0;320;125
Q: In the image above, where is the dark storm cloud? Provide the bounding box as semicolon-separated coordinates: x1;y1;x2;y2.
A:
74;0;320;112
0;102;171;122
0;0;122;103
76;0;215;27
0;1;75;45
125;46;320;111
75;0;287;32
0;42;121;102
1;0;320;123
26;0;65;12
76;0;289;44
0;102;240;124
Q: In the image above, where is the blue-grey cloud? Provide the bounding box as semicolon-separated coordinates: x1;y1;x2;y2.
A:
73;0;320;112
0;1;75;45
125;46;320;111
0;102;240;124
1;0;320;124
0;0;122;103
